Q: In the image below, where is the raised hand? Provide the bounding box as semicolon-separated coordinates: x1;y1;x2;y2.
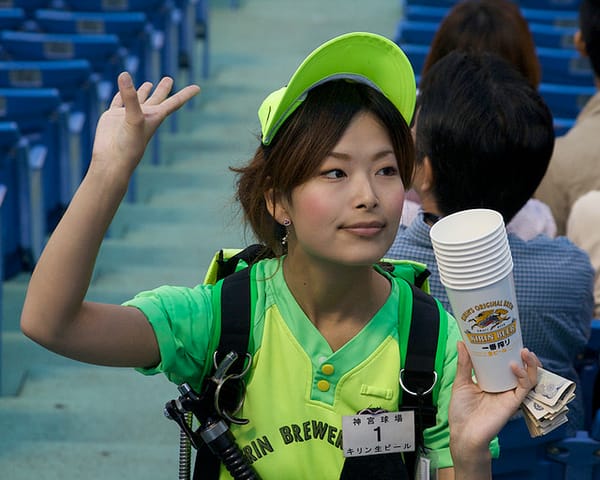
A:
90;72;200;178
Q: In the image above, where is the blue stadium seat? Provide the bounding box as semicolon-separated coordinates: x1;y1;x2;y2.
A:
492;417;568;479
518;0;581;10
62;0;183;137
575;319;600;430
0;120;45;275
401;3;579;27
0;30;126;110
397;43;430;78
33;9;158;85
403;4;449;23
553;117;575;136
0;7;26;30
0;0;51;25
530;23;577;49
397;11;578;51
0;59;98;193
538;46;595;86
545;430;600;479
394;20;438;47
521;7;578;27
62;0;179;81
0;87;68;232
402;0;455;7
0;122;25;278
539;82;595;120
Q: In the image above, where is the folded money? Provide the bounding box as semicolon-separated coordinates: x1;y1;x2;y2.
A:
520;367;575;438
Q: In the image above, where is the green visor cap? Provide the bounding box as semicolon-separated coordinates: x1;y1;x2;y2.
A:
258;32;417;146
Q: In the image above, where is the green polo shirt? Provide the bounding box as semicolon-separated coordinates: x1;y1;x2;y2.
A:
125;257;494;478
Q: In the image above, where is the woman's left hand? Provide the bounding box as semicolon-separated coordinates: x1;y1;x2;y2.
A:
449;342;540;456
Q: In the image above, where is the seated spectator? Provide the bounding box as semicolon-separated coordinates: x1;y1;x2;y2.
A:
402;0;557;240
421;0;541;87
567;190;600;318
535;0;600;235
387;51;595;431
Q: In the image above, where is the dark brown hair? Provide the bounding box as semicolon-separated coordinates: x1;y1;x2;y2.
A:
422;0;541;88
233;80;414;257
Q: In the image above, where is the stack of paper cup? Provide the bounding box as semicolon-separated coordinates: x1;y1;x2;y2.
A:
430;208;524;392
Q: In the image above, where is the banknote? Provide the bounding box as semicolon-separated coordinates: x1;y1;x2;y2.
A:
527;367;576;408
520;367;575;437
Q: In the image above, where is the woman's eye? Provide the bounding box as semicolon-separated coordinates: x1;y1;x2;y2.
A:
378;166;399;176
322;169;346;179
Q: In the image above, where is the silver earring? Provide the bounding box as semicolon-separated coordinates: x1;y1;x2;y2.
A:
282;219;291;246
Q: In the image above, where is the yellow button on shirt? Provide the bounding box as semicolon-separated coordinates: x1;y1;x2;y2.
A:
317;380;330;391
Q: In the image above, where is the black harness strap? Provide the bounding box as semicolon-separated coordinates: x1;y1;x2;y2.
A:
401;284;440;478
193;263;254;480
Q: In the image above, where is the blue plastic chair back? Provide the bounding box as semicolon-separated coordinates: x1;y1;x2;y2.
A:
396;43;429;78
518;0;581;10
62;0;166;11
394;20;438;47
33;9;153;83
538;46;595;87
0;121;24;278
539;82;595;119
403;4;449;23
575;319;600;430
530;23;577;49
0;87;65;230
492;417;568;480
521;7;579;27
0;7;26;30
0;59;98;184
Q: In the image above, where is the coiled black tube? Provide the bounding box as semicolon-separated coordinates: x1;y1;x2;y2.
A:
200;419;261;480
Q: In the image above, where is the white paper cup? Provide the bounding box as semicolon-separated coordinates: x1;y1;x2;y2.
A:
436;244;511;273
430;209;505;249
431;226;506;254
430;209;524;392
444;271;523;392
431;230;506;257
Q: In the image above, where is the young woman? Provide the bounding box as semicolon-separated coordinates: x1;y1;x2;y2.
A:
20;32;539;479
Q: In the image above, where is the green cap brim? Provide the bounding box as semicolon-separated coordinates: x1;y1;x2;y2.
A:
258;32;416;145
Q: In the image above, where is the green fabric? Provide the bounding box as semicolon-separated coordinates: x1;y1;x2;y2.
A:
125;257;498;476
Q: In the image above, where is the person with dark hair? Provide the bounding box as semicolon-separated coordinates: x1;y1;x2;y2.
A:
387;51;594;432
19;32;541;479
535;0;600;236
401;0;557;240
421;0;541;88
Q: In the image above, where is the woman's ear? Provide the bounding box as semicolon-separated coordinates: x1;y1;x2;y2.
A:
574;30;588;58
264;189;290;225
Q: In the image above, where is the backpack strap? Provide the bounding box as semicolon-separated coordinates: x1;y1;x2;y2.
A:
400;283;441;478
194;263;255;480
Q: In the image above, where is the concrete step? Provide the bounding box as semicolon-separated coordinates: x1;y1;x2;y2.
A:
0;365;182;479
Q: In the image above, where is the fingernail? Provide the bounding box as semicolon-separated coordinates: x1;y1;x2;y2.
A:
121;72;132;87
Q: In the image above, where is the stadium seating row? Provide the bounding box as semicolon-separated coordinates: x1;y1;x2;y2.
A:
0;0;210;283
394;16;595;132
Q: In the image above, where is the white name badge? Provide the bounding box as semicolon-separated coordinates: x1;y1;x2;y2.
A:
342;410;415;458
